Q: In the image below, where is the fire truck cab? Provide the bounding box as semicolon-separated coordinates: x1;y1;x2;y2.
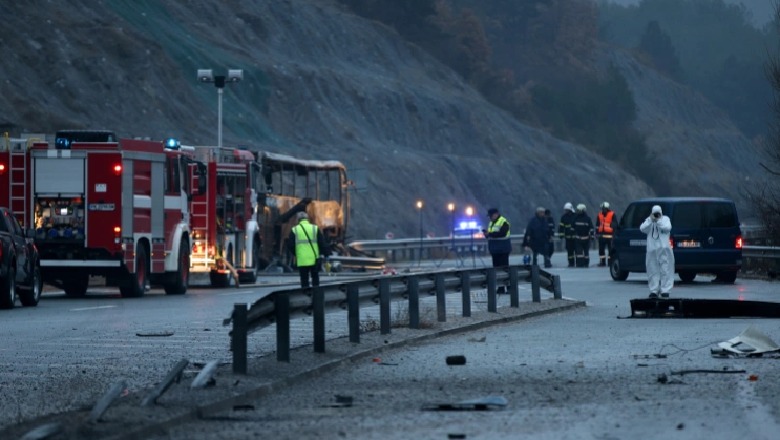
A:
0;130;204;297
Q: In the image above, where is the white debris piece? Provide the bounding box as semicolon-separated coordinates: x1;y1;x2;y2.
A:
715;326;780;356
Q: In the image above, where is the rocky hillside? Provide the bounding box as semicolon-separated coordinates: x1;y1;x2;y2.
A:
0;0;762;239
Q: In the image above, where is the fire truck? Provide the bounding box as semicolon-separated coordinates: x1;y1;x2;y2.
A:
188;146;351;286
189;146;262;287
0;130;205;297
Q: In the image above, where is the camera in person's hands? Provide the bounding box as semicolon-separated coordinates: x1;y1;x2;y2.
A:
652;212;661;221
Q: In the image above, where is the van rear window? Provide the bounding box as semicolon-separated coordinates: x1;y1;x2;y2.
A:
674;202;737;228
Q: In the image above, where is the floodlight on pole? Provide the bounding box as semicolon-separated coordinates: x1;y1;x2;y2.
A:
197;68;243;156
416;200;424;266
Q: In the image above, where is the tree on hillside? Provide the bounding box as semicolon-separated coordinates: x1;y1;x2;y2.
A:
747;6;780;242
637;20;684;81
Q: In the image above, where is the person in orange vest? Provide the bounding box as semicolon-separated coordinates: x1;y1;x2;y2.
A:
595;201;617;267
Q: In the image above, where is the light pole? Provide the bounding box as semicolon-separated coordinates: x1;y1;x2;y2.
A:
416;200;424;266
465;205;476;268
447;202;455;251
197;68;243;156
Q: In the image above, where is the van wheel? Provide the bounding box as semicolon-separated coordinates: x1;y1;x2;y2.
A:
0;265;16;309
714;271;737;284
678;271;696;283
609;255;628;281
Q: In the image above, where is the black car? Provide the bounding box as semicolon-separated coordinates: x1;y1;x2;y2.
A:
609;197;742;284
0;207;43;309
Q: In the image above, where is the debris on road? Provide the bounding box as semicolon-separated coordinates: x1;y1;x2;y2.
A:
710;326;780;357
422;396;507;411
446;355;467;365
135;331;175;337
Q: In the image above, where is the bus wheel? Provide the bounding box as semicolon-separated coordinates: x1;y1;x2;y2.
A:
165;238;189;295
120;245;147;298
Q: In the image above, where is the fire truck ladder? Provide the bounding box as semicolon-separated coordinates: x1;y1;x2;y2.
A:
190;197;210;268
9;144;27;224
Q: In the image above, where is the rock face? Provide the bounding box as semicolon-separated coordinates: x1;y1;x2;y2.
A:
0;0;759;239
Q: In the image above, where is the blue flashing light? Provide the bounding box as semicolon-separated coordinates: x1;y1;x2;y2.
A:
164;138;180;149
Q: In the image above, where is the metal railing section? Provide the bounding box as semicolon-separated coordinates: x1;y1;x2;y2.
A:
225;264;562;371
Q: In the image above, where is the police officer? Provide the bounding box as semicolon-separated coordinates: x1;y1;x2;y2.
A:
595;201;616;267
483;208;511;268
558;203;576;267
572;204;594;267
287;211;330;288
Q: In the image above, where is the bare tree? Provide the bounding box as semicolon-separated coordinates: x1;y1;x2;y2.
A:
747;4;780;243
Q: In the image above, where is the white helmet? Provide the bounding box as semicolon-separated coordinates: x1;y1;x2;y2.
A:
563;202;573;211
601;201;610;209
576;203;586;212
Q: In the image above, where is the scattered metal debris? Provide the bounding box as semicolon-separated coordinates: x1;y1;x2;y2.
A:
20;422;62;440
446;355;467;365
88;380;127;423
670;369;746;376
467;336;486;343
711;326;780;357
422;396;507;411
191;360;219;388
135;330;174;337
324;395;354;408
141;359;189;406
630;298;780;318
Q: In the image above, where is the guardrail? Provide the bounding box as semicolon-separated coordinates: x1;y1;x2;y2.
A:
225;264;561;372
742;245;780;260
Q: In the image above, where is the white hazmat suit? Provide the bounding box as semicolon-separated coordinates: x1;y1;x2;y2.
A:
639;205;674;296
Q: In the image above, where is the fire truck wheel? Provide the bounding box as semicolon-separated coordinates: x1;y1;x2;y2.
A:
120;245;148;298
19;264;42;307
63;273;89;297
164;239;189;295
0;265;17;309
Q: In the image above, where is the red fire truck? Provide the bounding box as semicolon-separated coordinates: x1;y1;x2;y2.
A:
0;130;204;297
189;146;262;287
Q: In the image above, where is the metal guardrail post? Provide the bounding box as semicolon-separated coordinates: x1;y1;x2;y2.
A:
275;292;290;362
552;274;562;299
347;284;360;343
487;268;497;313
379;278;391;334
313;287;325;353
408;276;420;329
232;303;247;374
460;271;471;317
531;265;541;302
509;267;519;308
435;272;446;322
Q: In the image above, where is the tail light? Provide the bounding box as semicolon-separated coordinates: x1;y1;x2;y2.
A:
735;235;743;249
113;226;121;243
112;163;122;176
669;238;674;249
0;164;5;174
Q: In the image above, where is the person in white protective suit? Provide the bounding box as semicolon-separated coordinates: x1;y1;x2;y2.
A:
639;205;674;298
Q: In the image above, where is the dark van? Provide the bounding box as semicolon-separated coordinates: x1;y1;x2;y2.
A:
609;197;742;284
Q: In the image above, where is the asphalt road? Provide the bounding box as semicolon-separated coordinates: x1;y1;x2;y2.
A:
158;257;780;440
1;253;779;439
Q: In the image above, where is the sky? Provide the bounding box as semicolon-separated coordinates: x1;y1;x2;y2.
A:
604;0;775;27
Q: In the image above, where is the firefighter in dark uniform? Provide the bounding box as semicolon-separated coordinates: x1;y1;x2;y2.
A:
595;201;616;267
572;204;594;267
558;203;576;267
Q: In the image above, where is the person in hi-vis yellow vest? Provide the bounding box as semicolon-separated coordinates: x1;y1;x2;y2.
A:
287;211;330;288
